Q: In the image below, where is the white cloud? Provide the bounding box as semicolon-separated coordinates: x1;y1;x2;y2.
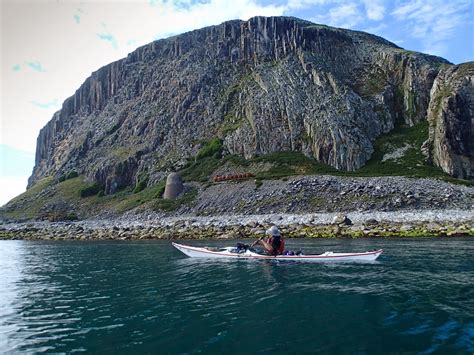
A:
363;0;385;21
30;99;60;109
26;61;46;72
97;23;118;49
391;0;471;57
285;0;329;10
391;0;421;17
318;3;364;28
285;0;387;28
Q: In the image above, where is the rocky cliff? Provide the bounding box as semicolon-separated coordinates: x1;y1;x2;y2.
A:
425;63;474;179
29;16;471;194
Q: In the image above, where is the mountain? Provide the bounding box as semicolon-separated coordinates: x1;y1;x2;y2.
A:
28;16;473;197
0;15;467;222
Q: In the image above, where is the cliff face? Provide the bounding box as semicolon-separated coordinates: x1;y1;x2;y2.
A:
425;63;474;179
29;16;470;193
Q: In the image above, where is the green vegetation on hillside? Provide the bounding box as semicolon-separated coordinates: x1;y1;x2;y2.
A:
107;179;166;212
58;170;78;182
3;177;55;220
2;121;471;222
80;183;103;197
180;139;223;182
217;73;256;135
251;151;338;179
2;176;93;220
1;173;198;221
355;121;437;177
151;188;198;211
196;138;223;160
134;173;149;193
177;122;472;184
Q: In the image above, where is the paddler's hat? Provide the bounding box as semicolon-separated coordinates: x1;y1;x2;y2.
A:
266;225;281;237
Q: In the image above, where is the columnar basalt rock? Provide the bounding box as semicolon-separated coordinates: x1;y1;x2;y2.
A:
27;16;471;192
425;63;474;179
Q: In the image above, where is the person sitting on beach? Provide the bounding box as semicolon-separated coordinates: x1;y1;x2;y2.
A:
258;225;285;256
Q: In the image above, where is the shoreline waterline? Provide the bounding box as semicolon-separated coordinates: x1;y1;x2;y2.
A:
1;209;473;240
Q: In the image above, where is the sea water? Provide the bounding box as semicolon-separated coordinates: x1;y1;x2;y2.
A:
0;238;473;353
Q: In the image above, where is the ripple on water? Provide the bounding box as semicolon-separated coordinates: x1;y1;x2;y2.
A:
0;239;473;353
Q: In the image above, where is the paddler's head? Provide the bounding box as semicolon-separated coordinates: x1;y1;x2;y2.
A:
266;225;281;237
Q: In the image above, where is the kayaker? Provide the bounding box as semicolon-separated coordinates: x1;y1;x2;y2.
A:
258;225;285;256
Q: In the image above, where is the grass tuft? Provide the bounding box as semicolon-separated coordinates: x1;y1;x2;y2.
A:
196;138;223;160
80;183;104;198
151;188;198;211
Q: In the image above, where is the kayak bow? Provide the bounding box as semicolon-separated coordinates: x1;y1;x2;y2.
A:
172;242;383;262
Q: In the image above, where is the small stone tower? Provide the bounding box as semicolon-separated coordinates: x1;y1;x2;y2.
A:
163;173;183;199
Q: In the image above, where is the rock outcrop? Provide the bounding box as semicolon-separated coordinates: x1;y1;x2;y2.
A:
29;16;471;193
425;63;474;179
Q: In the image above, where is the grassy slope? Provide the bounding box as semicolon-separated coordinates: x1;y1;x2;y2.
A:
180;121;471;183
1;175;193;220
1;122;471;221
1;176;92;220
354;121;442;177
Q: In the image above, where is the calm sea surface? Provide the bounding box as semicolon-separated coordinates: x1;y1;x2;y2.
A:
0;238;473;354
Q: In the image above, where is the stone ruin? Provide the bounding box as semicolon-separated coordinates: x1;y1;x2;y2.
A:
163;173;183;199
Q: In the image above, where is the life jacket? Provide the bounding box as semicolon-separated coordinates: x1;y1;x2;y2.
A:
270;236;285;255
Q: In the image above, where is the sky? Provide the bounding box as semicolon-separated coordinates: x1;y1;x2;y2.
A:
1;0;473;206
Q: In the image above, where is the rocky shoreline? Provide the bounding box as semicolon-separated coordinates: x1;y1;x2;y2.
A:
1;210;472;240
2;175;472;240
176;176;473;215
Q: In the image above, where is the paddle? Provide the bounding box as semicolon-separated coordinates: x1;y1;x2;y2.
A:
249;236;264;249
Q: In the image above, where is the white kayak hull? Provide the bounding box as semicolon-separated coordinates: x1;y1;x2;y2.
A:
172;242;383;262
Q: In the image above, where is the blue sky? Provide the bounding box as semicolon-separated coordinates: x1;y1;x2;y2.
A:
1;0;473;205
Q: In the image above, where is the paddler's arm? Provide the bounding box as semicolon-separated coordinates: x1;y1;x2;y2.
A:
258;238;273;254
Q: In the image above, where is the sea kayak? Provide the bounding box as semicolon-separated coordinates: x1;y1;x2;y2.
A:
172;242;383;262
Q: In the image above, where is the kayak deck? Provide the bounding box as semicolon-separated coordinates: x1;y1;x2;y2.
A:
172;242;383;262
